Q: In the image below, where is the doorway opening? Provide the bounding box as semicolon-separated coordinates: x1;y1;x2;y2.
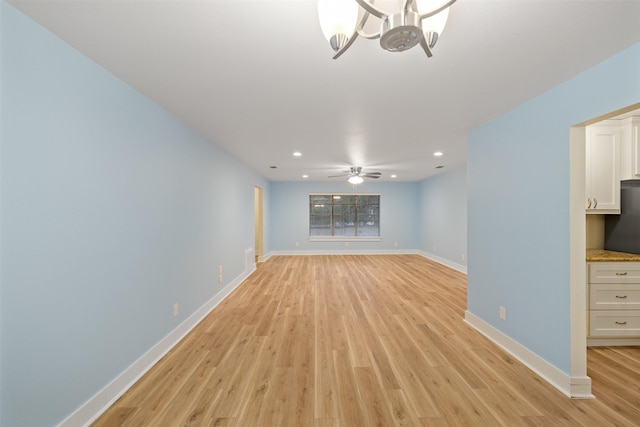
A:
254;186;264;264
569;102;640;398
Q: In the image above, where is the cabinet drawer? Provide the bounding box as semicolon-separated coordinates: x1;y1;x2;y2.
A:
590;284;640;309
589;310;640;337
589;263;640;283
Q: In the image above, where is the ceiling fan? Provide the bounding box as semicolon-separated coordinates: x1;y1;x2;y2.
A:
329;166;382;184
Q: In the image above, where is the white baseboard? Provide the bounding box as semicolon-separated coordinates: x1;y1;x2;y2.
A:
266;249;422;256
259;252;272;262
587;337;640;347
58;266;256;427
263;250;468;275
417;250;467;274
464;311;593;399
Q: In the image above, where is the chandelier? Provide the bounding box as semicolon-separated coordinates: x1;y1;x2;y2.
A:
317;0;456;59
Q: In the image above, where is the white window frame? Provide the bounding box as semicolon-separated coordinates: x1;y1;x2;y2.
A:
308;193;381;242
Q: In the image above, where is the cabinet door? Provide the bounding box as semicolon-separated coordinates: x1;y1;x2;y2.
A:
586;124;620;213
632;119;640;178
619;117;640;180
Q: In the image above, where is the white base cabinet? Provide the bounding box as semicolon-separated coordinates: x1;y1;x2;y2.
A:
587;262;640;346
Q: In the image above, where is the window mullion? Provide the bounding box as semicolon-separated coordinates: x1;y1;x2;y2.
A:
331;196;335;236
354;196;359;236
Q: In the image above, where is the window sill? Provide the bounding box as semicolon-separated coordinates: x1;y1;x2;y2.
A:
309;237;382;242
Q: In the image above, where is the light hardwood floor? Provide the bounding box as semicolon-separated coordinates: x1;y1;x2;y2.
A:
92;255;640;426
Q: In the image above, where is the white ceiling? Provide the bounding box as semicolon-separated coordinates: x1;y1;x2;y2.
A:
8;0;640;182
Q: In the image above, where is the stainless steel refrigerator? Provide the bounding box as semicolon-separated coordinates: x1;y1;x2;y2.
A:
605;180;640;254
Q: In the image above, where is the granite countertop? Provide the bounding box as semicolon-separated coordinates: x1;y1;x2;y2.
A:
586;249;640;262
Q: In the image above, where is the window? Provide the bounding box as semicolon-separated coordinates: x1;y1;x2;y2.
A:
309;194;380;239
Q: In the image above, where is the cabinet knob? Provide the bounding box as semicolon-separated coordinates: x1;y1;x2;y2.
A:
586;198;592;209
593;198;598;208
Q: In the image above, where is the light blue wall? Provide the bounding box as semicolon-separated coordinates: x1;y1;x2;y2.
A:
0;2;3;424
419;167;467;268
467;42;640;374
270;181;420;252
0;4;268;426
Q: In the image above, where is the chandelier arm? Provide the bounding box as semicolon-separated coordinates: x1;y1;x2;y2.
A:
418;0;456;19
354;8;379;40
357;28;381;39
402;0;417;13
332;9;376;59
419;37;434;57
332;29;360;59
355;0;387;19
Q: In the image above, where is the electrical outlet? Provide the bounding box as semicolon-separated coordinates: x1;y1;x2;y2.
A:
433;245;436;252
345;242;350;247
218;273;223;284
218;265;223;274
499;306;506;320
173;303;179;317
295;241;299;247
394;241;398;247
462;254;465;261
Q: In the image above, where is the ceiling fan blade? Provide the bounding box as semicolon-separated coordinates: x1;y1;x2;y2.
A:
362;174;381;179
362;172;382;177
328;174;349;178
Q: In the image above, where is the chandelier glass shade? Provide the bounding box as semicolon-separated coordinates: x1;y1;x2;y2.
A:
348;176;365;185
318;0;359;51
317;0;456;59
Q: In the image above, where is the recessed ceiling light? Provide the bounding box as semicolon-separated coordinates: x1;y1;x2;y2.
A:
302;174;308;178
434;151;444;157
390;174;397;178
293;152;302;157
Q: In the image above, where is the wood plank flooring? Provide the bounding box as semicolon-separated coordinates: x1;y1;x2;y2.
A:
92;255;640;426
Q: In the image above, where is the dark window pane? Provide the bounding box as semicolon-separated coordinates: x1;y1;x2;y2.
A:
359;206;379;217
332;195;354;205
310;226;332;236
310;195;332;205
310;204;332;215
357;195;379;206
357;225;379;236
310;215;331;225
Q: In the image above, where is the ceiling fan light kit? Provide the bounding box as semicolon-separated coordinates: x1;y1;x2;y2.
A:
317;0;456;59
329;166;382;185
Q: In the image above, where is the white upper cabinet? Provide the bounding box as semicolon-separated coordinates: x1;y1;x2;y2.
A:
586;122;620;214
619;117;640;181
